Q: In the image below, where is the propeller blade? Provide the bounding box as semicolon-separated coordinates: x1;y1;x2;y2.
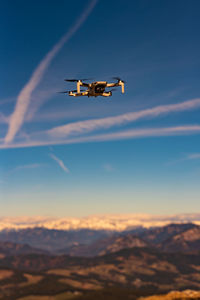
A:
64;79;78;82
64;78;92;82
59;89;86;94
112;77;126;83
58;89;76;93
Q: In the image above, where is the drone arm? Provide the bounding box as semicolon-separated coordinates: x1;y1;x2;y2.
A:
106;82;117;87
69;90;89;97
107;82;125;93
77;81;81;93
120;81;125;93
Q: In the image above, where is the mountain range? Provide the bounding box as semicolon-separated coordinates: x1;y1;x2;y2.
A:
0;222;200;299
0;246;199;299
0;223;199;255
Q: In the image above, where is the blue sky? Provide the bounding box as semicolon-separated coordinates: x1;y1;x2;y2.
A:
0;0;200;217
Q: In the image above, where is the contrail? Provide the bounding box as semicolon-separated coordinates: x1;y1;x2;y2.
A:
49;153;70;173
4;0;98;144
48;98;200;138
1;124;200;149
187;153;200;160
77;125;200;142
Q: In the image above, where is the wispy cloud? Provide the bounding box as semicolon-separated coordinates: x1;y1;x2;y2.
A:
25;88;59;122
67;125;200;143
187;153;200;160
8;163;42;175
166;152;200;166
0;112;9;124
1;125;200;149
49;153;70;173
4;0;98;144
48;98;200;138
103;163;114;172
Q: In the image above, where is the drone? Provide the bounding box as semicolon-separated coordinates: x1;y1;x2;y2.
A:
59;77;125;97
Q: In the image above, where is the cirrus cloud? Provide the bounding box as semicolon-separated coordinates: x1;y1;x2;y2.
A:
49;153;70;173
4;0;98;144
0;124;200;149
48;98;200;138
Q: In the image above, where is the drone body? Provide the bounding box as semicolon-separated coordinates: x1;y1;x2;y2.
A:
60;78;125;97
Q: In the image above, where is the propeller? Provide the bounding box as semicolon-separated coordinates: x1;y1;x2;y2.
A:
58;91;70;94
58;89;86;94
112;77;126;83
64;79;78;82
64;78;92;82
